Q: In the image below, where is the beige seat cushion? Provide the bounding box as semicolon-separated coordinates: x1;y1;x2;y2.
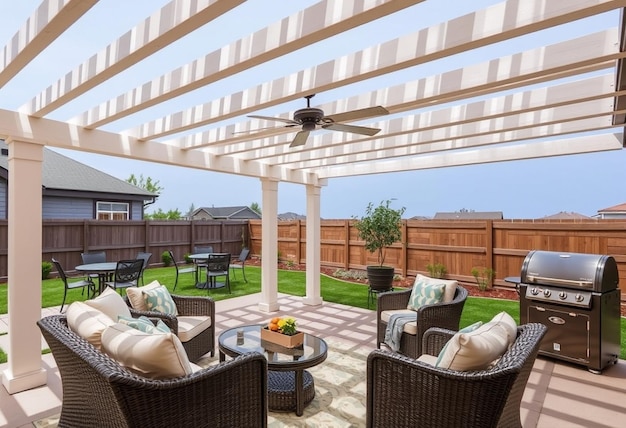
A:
85;287;131;321
413;274;458;303
66;301;115;350
176;315;213;343
380;309;417;335
435;321;509;371
101;322;192;379
125;280;162;312
417;354;438;365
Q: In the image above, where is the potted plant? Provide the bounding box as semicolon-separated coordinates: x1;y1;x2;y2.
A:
354;199;406;291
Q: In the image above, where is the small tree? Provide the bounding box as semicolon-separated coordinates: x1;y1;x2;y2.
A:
354;200;405;267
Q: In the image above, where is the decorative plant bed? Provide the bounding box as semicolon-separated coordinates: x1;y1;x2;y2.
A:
261;327;304;348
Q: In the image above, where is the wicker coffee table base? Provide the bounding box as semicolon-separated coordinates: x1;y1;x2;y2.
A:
268;370;315;413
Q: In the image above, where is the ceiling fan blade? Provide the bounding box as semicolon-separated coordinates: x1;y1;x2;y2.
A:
248;115;299;126
322;123;381;136
290;131;310;147
324;106;389;123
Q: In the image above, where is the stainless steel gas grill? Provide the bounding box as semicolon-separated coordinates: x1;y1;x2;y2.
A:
519;250;621;373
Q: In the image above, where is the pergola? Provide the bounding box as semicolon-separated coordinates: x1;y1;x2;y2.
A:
1;0;625;394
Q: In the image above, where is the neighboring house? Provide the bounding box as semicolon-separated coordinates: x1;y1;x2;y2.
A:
595;203;626;219
190;206;261;220
541;211;592;220
433;211;504;220
278;212;306;221
0;141;156;220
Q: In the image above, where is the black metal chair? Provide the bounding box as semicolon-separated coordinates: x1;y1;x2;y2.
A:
80;251;107;283
51;258;95;312
229;247;250;282
169;250;197;291
205;253;231;293
136;251;152;285
104;259;144;294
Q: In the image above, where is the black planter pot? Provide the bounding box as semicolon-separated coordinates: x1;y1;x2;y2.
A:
366;265;395;292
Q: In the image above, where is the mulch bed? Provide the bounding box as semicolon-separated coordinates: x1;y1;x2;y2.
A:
251;259;626;317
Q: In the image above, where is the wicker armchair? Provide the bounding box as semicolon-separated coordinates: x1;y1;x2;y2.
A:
376;285;468;358
38;315;268;428
367;323;547;428
124;294;215;362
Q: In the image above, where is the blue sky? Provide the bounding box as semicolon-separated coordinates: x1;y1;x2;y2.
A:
1;0;624;219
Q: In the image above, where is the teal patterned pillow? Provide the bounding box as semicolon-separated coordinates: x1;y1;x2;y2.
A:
407;279;445;311
117;315;170;334
142;286;178;316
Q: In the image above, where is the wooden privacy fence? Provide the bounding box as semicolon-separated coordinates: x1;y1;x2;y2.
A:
1;218;625;300
249;219;626;300
0;219;249;281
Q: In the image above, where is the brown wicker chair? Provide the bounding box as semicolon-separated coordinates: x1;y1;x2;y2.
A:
124;294;215;362
367;323;547;428
376;285;468;358
38;315;268;428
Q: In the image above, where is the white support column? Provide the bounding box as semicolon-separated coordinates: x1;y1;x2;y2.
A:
258;178;279;312
2;139;47;394
302;184;323;306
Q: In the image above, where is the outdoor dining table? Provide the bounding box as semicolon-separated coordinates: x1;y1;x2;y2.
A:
188;253;229;289
75;262;117;296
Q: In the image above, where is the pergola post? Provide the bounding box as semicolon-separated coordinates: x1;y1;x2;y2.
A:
302;184;323;306
258;178;279;312
1;139;47;394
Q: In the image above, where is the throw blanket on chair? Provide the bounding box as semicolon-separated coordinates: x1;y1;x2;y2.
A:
384;313;416;352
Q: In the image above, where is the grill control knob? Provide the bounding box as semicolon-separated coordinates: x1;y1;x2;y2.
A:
543;289;551;297
575;294;584;302
558;291;567;300
530;287;539;295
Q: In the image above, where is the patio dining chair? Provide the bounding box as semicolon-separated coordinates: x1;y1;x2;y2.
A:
169;250;197;291
51;258;95;312
136;251;152;285
80;250;107;282
229;247;250;282
104;259;144;294
205;253;231;293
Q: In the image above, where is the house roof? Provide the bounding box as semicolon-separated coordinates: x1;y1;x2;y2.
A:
0;140;154;197
193;206;261;219
597;203;626;212
541;211;592;219
0;1;624;184
434;211;504;220
278;212;306;221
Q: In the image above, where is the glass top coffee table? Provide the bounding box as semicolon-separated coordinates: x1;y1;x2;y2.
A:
219;324;328;416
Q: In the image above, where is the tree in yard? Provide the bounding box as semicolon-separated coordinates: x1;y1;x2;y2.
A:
126;174;163;208
186;203;196;218
250;202;261;215
145;208;182;220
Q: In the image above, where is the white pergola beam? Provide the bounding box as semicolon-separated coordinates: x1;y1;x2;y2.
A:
21;0;245;117
315;133;624;178
0;0;98;88
135;0;624;142
0;108;318;185
72;0;424;129
181;29;620;152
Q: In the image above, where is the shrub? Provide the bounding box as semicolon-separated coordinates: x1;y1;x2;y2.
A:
183;253;192;264
161;251;172;267
42;261;52;280
426;262;447;279
471;267;496;291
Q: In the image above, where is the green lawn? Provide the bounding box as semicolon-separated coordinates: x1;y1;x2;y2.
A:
0;265;624;363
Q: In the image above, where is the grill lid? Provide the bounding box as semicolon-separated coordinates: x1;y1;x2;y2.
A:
520;250;618;292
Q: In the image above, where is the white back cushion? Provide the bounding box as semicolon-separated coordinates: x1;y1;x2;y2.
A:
66;301;115;350
85;287;131;321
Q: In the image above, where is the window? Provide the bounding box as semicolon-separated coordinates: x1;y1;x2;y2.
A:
97;201;129;220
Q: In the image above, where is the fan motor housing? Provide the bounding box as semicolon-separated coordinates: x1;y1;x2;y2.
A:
294;108;324;126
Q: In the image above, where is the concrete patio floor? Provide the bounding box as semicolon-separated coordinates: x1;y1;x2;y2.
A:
1;294;625;427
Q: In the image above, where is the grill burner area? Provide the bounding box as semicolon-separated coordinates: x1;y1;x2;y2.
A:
519;250;621;373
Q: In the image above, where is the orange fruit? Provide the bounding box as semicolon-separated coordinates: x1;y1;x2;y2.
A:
271;317;281;324
268;322;279;331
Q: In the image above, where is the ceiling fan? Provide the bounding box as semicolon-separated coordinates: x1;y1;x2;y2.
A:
247;94;389;148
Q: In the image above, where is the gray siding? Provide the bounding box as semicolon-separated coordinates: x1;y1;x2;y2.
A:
131;201;144;219
0;178;6;219
43;196;93;219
